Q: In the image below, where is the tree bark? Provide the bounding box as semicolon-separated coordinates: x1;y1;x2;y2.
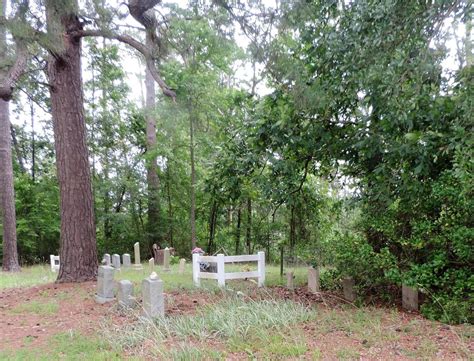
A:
46;1;97;282
189;108;197;250
246;197;252;254
0;0;21;272
145;33;161;248
235;204;241;254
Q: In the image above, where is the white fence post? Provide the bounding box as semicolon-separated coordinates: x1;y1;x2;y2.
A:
192;253;200;287
217;254;225;287
257;251;265;287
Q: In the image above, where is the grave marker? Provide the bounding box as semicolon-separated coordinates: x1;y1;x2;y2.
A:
142;272;164;318
95;266;115;304
163;247;170;272
134;242;143;269
112;254;121;269
342;276;356;302
118;280;134;308
287;271;294;290
149;258;155;272
402;284;418;311
308;266;320;293
103;254;111;266
50;255;60;272
179;258;186;274
122;253;131;268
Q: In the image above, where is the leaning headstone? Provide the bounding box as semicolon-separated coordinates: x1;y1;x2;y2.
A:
122;253;131;268
134;242;143;269
112;254;121;269
402;284;418;311
342;276;356;302
163;247;170;272
308;266;320;293
95;265;115;304
50;255;60;272
103;253;111;266
287;271;294;290
142;272;164;318
149;258;155;272
179;258;186;274
152;243;161;264
118;280;134;308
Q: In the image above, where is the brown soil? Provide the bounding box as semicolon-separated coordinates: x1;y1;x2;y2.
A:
0;283;472;360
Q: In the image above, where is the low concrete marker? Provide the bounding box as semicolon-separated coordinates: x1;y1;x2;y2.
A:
308;266;320;293
287;271;294;290
142;272;164;318
118;280;134;308
402;284;418;311
95;265;115;304
112;254;121;270
163;247;170;272
342;276;356;302
179;258;186;274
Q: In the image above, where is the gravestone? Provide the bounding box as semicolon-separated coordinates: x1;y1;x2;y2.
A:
142;272;164;318
153;245;176;265
103;254;111;266
112;254;121;269
342;277;356;302
134;242;143;269
402;284;418;311
122;253;131;268
308;266;320;293
287;271;294;290
163;247;171;272
50;255;60;272
149;258;155;272
179;258;186;274
118;280;134;308
95;266;115;303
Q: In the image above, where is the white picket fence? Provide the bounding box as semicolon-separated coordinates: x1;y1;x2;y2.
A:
192;252;265;287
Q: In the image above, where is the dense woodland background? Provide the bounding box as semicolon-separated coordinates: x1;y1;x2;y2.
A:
0;0;472;324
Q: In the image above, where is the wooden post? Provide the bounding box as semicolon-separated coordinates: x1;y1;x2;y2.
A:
192;253;200;287
217;253;225;287
257;251;265;287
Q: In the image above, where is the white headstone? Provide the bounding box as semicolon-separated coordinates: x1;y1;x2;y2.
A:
163;247;170;272
112;254;121;269
103;253;111;266
50;255;60;272
149;257;155;272
122;253;131;267
134;242;142;269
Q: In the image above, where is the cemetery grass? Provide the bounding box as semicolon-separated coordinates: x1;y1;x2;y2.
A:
0;264;472;360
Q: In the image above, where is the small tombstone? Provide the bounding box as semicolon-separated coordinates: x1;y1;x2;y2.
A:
287;271;294;290
402;284;418;311
134;242;143;269
152;244;161;264
95;265;115;304
142;272;164;318
178;258;186;274
103;254;111;266
50;255;60;272
149;258;155;272
118;280;134;308
308;266;320;293
163;247;170;272
122;253;131;268
342;276;356;302
112;254;121;269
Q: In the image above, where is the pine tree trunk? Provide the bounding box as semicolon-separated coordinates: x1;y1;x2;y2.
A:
0;0;20;272
145;34;161;248
0;99;21;272
246;197;252;254
235;205;241;254
46;1;97;282
189;110;197;250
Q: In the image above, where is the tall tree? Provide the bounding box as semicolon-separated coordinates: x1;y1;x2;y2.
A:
45;0;98;282
0;0;20;272
145;33;161;248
